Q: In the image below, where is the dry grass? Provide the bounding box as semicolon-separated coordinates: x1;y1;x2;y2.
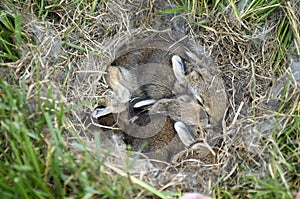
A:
0;0;299;198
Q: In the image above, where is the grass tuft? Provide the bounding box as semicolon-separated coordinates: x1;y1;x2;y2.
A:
0;11;21;62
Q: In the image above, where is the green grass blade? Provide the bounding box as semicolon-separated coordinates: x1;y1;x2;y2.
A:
158;6;185;14
14;15;22;46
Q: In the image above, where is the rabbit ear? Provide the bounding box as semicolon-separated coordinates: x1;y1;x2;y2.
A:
107;66;121;90
92;107;112;118
107;66;131;102
172;55;186;83
174;121;196;147
193;92;204;105
133;99;157;108
185;51;199;62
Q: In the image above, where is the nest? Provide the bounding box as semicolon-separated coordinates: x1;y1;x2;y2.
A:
72;28;294;193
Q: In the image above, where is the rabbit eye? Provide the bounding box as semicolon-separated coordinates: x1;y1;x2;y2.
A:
178;95;192;103
106;90;115;97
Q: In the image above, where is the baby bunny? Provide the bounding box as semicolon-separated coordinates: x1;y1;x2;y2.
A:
126;93;210;161
171;54;228;125
123;117;199;163
133;95;209;128
113;63;175;98
94;61;177;116
92;91;128;118
92;65;132;118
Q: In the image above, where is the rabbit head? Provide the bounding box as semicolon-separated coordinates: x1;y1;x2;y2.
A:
171;54;228;124
92;94;127;118
144;95;209;127
93;65;136;118
109;63;175;92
